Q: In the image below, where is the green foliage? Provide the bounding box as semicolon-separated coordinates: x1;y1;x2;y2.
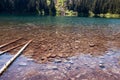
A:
0;0;119;18
66;0;120;17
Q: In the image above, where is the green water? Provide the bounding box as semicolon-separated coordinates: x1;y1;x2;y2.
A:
0;15;120;27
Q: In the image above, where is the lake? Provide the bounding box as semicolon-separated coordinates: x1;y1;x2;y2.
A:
0;15;120;60
0;15;120;80
0;15;120;27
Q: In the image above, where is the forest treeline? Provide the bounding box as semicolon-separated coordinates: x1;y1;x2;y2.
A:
0;0;56;15
0;0;120;17
67;0;120;17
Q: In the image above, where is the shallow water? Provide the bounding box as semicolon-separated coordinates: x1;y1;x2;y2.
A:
0;15;120;80
0;48;120;80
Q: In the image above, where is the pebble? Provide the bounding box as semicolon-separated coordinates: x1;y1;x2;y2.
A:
99;64;105;69
70;78;75;80
89;43;95;47
26;55;33;58
54;59;62;63
18;62;27;66
63;59;68;63
99;60;104;64
99;56;105;59
89;62;96;68
69;56;77;60
52;66;58;70
47;65;58;70
76;74;81;78
75;40;80;43
66;66;71;70
50;54;56;58
68;60;74;64
46;53;52;58
57;53;63;58
27;58;34;61
111;68;120;74
75;46;79;49
82;79;88;80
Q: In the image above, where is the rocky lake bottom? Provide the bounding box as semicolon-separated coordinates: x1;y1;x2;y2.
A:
0;48;120;80
0;17;120;80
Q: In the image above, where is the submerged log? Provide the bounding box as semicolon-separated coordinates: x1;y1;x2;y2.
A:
0;40;32;76
0;42;28;55
0;37;22;49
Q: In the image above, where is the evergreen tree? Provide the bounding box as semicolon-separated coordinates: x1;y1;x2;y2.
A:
0;0;119;16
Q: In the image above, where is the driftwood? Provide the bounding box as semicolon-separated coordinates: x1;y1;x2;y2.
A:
0;42;27;55
0;40;32;76
0;37;22;49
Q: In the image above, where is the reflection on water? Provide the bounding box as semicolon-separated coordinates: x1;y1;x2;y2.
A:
0;16;120;27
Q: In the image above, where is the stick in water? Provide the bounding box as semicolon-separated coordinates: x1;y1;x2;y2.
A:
0;42;27;55
0;40;32;76
0;37;22;49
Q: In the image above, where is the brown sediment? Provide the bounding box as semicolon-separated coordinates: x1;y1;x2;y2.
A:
0;25;120;63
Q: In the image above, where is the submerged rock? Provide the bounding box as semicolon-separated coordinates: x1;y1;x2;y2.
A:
99;64;105;69
18;62;27;66
27;58;34;61
68;60;74;64
111;68;120;74
54;59;62;63
47;65;58;70
89;43;96;47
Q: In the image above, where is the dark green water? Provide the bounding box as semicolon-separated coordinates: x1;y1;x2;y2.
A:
0;15;120;27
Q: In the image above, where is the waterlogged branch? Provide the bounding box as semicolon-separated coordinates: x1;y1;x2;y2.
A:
0;40;32;76
0;37;22;49
0;41;28;55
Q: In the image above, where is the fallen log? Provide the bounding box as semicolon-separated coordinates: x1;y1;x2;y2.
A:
0;37;22;49
0;40;32;76
0;42;28;55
